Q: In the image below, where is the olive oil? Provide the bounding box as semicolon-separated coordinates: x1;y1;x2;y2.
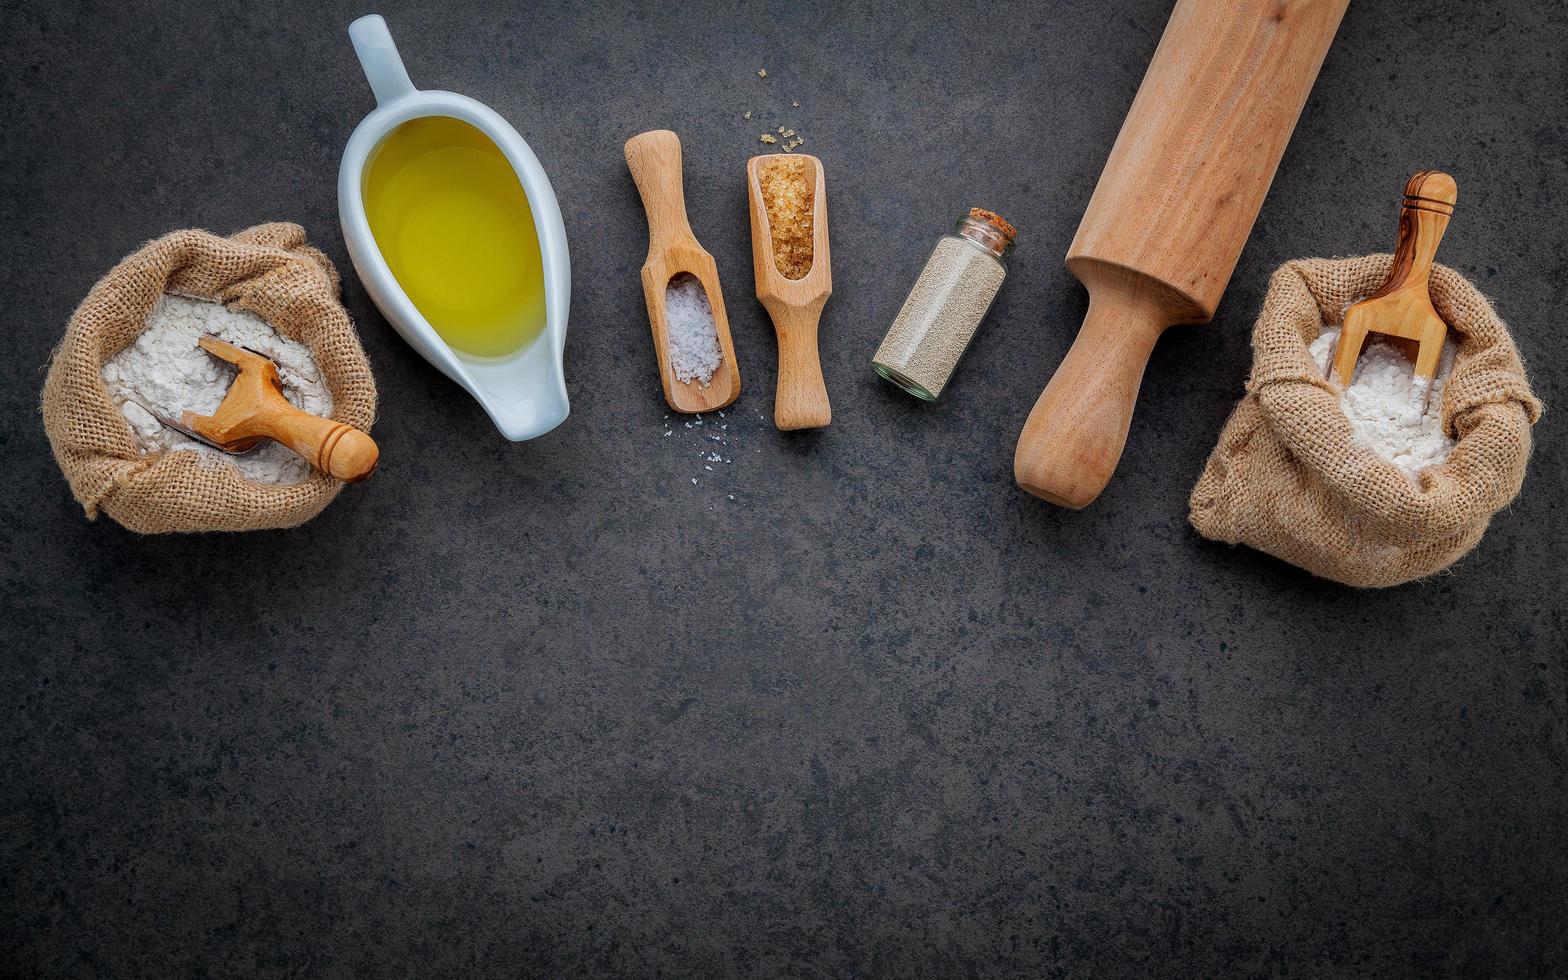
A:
362;116;546;358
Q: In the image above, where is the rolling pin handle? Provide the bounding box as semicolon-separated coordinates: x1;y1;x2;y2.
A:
1014;277;1176;509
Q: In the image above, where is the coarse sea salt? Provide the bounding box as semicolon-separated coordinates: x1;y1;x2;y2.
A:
1309;324;1456;478
665;274;721;386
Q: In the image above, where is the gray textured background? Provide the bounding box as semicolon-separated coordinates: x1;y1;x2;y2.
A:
3;0;1565;976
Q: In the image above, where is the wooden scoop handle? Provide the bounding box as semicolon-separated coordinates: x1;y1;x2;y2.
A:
1013;271;1178;509
1374;170;1458;298
624;130;696;252
768;303;831;430
256;404;380;483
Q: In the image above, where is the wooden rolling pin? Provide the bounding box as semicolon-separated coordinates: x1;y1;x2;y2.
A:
1014;0;1348;508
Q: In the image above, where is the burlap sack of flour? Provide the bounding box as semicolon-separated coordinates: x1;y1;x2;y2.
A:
42;224;377;534
1189;255;1541;588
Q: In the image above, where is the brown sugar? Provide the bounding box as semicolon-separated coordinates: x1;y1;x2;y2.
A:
760;157;814;280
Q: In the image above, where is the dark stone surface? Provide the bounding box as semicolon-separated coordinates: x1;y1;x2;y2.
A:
2;0;1565;976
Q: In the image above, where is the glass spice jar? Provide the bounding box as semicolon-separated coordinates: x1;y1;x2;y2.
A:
872;208;1016;401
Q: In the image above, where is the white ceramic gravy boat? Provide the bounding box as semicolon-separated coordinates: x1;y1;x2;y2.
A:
338;14;570;441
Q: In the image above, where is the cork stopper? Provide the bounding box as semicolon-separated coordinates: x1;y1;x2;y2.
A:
969;208;1017;244
956;208;1016;260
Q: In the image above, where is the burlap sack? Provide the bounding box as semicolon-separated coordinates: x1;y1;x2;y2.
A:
42;224;377;534
1189;255;1542;588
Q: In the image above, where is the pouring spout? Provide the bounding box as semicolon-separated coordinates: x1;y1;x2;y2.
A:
476;384;570;442
459;344;570;442
349;14;416;106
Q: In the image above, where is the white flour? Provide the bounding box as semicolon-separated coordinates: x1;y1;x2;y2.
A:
1309;324;1456;477
101;294;332;485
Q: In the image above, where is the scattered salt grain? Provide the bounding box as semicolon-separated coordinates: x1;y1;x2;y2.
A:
1308;324;1457;477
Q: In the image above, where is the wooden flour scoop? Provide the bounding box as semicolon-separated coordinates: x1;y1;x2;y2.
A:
170;336;379;482
1333;171;1459;387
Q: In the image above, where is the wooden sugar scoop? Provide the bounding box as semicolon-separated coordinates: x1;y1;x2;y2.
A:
155;335;379;482
1333;171;1459;386
747;153;832;430
624;129;742;414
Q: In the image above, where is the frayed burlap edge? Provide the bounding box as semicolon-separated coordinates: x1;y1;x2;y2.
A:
41;224;377;534
1190;255;1542;588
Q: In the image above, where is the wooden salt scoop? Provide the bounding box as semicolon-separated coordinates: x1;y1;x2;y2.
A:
1333;171;1459;386
624;129;741;414
747;153;832;430
1013;0;1348;509
174;335;379;482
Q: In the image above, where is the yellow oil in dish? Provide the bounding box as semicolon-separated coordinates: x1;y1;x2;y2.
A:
362;116;546;359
